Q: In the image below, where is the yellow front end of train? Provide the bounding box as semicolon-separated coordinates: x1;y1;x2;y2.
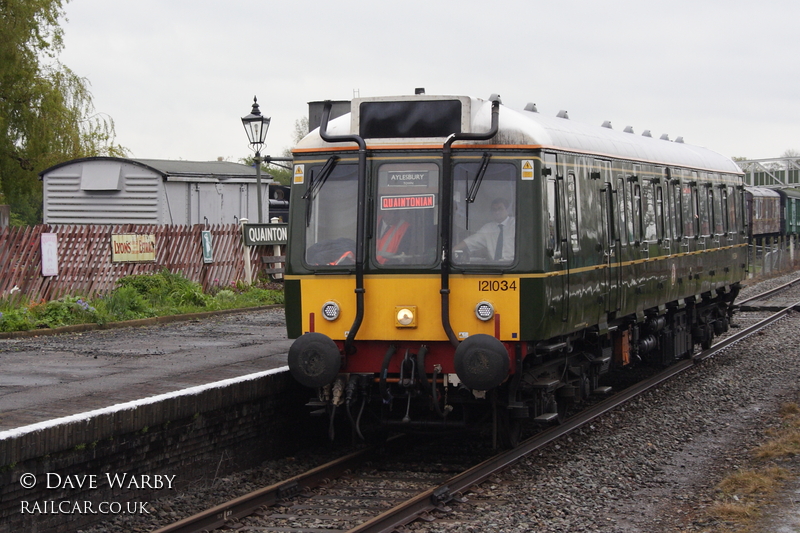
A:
293;274;521;343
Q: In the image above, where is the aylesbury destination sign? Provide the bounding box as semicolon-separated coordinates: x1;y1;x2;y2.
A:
243;223;288;246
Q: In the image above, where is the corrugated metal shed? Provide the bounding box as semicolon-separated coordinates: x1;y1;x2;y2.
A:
39;157;273;225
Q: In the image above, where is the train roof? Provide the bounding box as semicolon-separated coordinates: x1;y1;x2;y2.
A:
295;95;742;175
745;186;781;198
778;187;800;200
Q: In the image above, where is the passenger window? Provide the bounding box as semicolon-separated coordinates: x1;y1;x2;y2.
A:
727;185;739;234
656;186;665;241
616;176;629;245
698;184;711;237
544;153;560;256
671;180;683;240
632;182;642;243
683;183;696;238
567;171;580;250
642;182;657;242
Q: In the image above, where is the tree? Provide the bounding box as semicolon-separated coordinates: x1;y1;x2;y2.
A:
0;0;126;225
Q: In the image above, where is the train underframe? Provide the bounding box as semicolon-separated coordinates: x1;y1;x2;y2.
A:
304;285;740;447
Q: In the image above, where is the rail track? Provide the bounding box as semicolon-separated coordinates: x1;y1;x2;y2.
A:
736;275;800;310
154;298;800;533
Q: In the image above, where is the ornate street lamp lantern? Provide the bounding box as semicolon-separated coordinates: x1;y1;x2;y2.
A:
241;96;271;223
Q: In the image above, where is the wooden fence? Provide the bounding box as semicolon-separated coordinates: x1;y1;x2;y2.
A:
0;224;279;302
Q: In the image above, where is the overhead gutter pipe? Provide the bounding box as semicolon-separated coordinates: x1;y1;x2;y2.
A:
319;101;367;355
440;96;501;347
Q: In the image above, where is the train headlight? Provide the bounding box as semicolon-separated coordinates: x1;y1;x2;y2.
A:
321;301;340;321
475;301;495;321
395;306;417;328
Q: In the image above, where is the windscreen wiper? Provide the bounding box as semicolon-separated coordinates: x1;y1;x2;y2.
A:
302;155;339;226
466;152;492;203
464;152;492;230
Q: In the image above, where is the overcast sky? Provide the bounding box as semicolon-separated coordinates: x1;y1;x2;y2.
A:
60;0;798;164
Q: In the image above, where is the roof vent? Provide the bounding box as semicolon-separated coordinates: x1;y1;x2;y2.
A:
675;136;684;143
557;110;569;119
642;130;652;138
624;126;634;134
415;88;425;95
660;134;670;141
601;121;612;129
489;93;502;104
524;102;538;113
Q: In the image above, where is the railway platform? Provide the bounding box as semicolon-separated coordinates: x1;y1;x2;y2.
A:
0;307;291;432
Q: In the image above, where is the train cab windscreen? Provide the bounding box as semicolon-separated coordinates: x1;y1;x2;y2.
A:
374;162;440;267
304;161;358;266
452;160;517;266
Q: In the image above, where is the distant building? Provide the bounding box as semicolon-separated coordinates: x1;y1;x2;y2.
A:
39;157;283;225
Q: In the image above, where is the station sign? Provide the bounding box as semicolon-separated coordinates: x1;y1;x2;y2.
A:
41;233;59;276
243;223;288;246
201;230;213;264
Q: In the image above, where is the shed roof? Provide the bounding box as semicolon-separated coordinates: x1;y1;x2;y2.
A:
40;157;261;180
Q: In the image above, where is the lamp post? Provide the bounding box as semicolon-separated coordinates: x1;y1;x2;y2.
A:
241;96;271;223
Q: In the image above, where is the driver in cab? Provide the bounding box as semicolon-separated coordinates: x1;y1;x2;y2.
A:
454;198;514;263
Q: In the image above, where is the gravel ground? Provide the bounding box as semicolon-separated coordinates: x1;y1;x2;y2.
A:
77;271;800;533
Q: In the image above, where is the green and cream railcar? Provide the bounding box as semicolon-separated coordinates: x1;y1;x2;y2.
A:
285;94;746;442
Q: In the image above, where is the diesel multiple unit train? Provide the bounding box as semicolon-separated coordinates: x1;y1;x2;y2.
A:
284;93;750;444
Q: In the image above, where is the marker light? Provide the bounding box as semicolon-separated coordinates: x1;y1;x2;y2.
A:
395;306;417;328
475;301;495;321
321;301;340;321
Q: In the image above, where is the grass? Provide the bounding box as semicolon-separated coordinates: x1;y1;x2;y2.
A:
705;402;800;531
0;269;284;333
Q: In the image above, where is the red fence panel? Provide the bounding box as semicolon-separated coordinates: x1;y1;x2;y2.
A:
0;224;278;302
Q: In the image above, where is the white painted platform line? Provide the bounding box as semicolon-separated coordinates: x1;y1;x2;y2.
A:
0;366;290;441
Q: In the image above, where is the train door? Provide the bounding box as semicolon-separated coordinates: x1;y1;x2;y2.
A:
597;160;619;316
614;168;633;315
544;153;568;324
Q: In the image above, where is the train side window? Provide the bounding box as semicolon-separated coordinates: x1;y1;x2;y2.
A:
656;185;665;241
682;182;695;238
721;186;730;234
693;188;704;237
546;177;560;254
727;185;738;234
567;171;580;251
669;182;679;240
641;181;657;242
616;176;629;245
544;153;560;255
632;181;643;243
698;181;711;237
708;187;719;236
